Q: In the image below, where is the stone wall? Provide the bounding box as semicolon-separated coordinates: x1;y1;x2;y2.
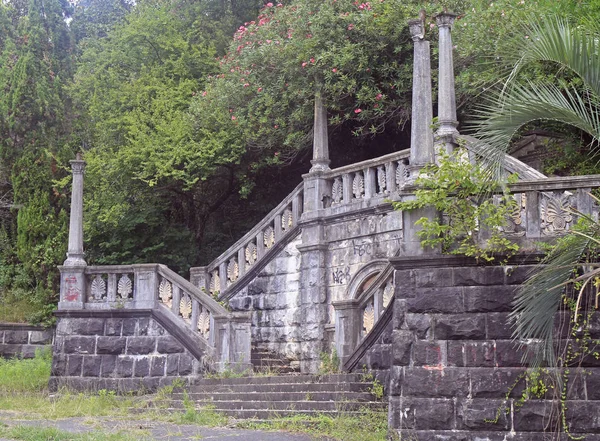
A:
389;255;600;440
0;324;53;358
229;235;302;363
50;310;207;392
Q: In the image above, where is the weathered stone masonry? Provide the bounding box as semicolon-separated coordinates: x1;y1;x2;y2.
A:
388;255;600;440
0;324;53;359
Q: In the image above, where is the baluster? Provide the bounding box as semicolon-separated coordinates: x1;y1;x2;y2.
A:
107;273;117;302
577;188;593;217
353;171;365;200
275;213;283;241
237;248;246;277
377;165;387;195
191;299;200;333
256;231;265;260
386;161;397;193
172;284;181;316
374;288;383;321
292;192;302;224
342;173;352;204
525;190;540;238
219;262;227;294
364;167;376;199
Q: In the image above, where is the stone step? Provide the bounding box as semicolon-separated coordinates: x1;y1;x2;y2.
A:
149;399;386;412
173;391;376;402
193;373;363;386
188;382;371;394
193;408;379;420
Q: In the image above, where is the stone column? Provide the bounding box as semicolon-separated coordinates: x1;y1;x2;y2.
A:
64;154;86;267
332;299;360;367
58;154;87;310
302;89;331;215
406;18;434;184
435;12;459;154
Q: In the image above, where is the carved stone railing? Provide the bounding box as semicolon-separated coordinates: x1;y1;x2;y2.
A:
60;263;251;372
191;183;304;300
333;264;395;367
323;150;410;210
504;175;600;239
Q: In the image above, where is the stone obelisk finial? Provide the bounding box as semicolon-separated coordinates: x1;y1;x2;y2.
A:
435;12;459;152
309;89;330;173
406;18;435;184
63;152;86;267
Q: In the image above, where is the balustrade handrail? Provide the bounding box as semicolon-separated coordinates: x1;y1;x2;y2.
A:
509;175;600;193
157;265;228;317
205;182;304;272
355;264;394;310
323;149;410;178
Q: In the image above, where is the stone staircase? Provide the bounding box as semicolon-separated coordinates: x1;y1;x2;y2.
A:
250;347;300;375
163;373;385;420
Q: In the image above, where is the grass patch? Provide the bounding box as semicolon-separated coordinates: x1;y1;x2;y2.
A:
0;290;41;324
237;409;388;441
0;425;147;441
0;348;52;393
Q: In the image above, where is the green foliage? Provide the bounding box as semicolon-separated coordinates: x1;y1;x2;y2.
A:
0;348;51;393
319;349;341;374
393;149;519;262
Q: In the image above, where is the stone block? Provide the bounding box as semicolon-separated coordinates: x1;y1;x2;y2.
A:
121;319;136;336
0;343;22;358
116;356;134;377
147;320;165;336
434;314;486;340
457;398;508;430
4;330;28;344
156;336;184;354
63;336;96;354
369;344;391;370
495;340;527;367
100;355;117;377
142;377;161;392
403;397;455;430
21;345;44;359
470;368;526;398
29;330;53;345
565;401;600;433
126;337;155;355
179;353;194;375
82;356;101;377
104;319;123;336
463;286;516;313
134;358;150;377
137;318;150;336
454;266;505;287
505;264;537;285
513;400;556;432
150;356;166;376
407;287;464;313
462;341;496;367
166;354;179;375
70;318;105;336
51;353;68;376
486;313;513;339
446;341;464;367
404;313;431;339
392;330;413;366
388;366;403;396
67;354;83;376
96;337;126;355
402;367;469;398
229;296;252;311
584;368;600;400
414;268;454;288
412;340;445;366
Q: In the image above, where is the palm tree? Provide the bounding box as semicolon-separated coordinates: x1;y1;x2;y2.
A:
469;17;600;368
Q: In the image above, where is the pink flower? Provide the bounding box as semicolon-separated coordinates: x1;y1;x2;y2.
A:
274;152;280;156
302;62;308;68
258;87;263;92
374;104;378;108
310;58;315;63
266;2;273;6
274;124;279;128
375;93;382;100
202;91;207;97
243;83;250;87
348;23;354;30
231;116;237;120
354;108;362;114
332;68;337;73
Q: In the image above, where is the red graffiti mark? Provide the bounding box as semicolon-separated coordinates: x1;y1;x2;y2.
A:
64;276;80;302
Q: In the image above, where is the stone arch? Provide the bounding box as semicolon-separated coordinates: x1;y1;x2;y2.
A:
345;259;388;301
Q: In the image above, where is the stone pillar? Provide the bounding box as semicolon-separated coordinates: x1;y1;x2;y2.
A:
58;154;87;310
332;299;360;367
406;18;435;184
213;312;252;373
296;221;329;373
435;12;459;154
303;90;331;215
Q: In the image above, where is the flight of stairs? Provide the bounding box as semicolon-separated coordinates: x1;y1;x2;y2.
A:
167;373;385;420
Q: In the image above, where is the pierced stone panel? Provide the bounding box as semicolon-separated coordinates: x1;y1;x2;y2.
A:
396;160;409;187
383;280;394;309
541;191;574;235
227;259;239;284
197;309;210;339
502;193;526;236
282;208;293;231
377;166;387;195
179;294;192;322
245;242;257;267
159;279;173;308
209;271;220;296
353;172;365;199
89;275;106;301
117;274;133;299
264;226;275;249
363;302;375;335
332;177;343;204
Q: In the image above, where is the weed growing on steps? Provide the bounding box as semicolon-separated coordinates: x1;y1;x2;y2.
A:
0;425;146;441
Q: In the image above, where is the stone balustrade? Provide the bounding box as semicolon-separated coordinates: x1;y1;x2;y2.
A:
191;183;304;299
323;149;410;210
